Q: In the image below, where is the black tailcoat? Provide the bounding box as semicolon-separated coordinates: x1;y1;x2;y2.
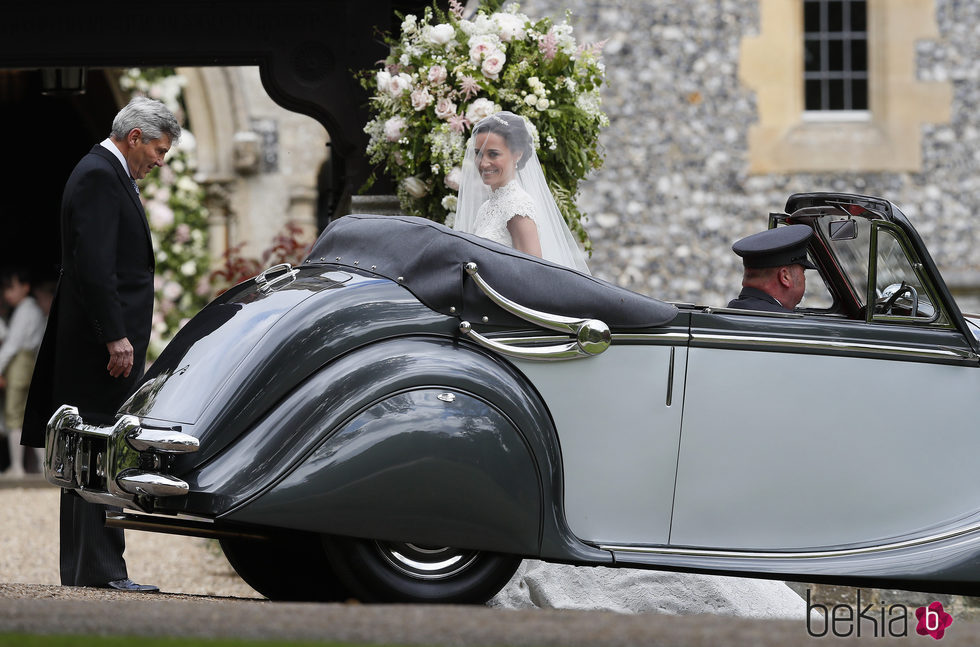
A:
22;144;154;446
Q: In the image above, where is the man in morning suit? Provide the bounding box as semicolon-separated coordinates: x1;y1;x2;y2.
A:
21;97;180;592
727;224;817;313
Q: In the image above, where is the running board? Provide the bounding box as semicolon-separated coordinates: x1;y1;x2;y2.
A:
105;512;272;541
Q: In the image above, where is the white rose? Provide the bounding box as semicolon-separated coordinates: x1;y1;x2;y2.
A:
410;86;433;111
180;260;197;277
384;116;407;142
427;65;448;85
434;97;457;120
441;195;458;211
524;93;538;106
376;70;391;93
466;98;498;123
148;201;174;229
536;97;550;111
426;23;455;45
468;34;500;64
402;176;429;198
481;50;506;80
387;73;413;97
444;167;462;191
162;281;182;301
494;13;526;42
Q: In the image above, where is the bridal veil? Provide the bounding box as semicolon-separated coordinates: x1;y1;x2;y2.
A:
454;111;591;274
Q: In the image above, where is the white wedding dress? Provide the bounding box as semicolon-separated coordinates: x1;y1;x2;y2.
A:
471;181;537;248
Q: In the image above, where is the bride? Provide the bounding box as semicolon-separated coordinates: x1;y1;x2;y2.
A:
453;111;590;274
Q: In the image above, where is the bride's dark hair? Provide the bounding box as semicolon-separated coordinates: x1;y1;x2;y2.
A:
472;111;533;169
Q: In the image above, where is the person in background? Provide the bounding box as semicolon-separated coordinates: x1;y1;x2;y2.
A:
0;268;45;477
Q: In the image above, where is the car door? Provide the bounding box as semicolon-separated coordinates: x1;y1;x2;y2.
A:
510;316;689;546
670;219;980;552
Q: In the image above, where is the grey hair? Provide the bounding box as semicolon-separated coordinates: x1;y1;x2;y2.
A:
110;96;181;145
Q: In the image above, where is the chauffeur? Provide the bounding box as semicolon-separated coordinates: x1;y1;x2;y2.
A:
727;224;818;313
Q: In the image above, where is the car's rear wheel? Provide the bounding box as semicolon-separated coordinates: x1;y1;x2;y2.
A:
321;535;520;604
219;531;350;601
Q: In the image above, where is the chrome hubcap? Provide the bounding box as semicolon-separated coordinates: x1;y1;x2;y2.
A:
374;542;480;580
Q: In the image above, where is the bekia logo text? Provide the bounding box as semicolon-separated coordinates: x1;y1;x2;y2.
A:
806;589;953;639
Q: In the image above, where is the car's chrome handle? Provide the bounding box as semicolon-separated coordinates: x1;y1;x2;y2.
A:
458;261;611;361
255;262;299;292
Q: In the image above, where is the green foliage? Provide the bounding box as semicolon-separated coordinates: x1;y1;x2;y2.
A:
358;1;607;252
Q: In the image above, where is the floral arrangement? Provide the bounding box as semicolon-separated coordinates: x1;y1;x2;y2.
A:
120;68;212;359
360;0;607;250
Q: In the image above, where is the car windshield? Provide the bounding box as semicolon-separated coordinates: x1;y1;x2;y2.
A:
813;214;872;308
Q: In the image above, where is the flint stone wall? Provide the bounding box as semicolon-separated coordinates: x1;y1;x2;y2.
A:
520;0;980;312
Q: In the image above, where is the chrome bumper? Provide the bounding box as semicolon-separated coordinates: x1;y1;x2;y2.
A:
45;405;200;510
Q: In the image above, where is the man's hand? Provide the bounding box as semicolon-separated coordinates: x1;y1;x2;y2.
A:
106;337;134;378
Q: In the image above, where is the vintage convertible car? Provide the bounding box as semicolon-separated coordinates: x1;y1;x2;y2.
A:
44;192;980;603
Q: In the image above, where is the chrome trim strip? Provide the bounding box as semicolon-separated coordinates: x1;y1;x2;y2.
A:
488;332;691;345
611;332;691;343
601;519;980;560
692;332;978;361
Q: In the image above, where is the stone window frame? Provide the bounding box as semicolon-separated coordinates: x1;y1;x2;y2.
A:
740;0;951;174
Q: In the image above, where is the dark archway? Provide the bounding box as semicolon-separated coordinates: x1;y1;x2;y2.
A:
0;1;437;197
0;0;442;272
0;69;120;281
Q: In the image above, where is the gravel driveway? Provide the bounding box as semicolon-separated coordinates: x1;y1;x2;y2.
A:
4;481;980;646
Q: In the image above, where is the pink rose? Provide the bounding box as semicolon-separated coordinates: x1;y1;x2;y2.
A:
468;35;498;64
148;200;174;229
434;97;457;120
384;116;407;141
387;73;413;97
428;65;448;85
481;50;506;80
444;167;462;191
410;87;433;111
466;98;498;123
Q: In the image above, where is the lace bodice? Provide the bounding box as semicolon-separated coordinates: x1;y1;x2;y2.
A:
472;181;538;248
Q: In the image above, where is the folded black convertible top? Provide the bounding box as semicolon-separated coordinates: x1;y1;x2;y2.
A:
306;214;678;329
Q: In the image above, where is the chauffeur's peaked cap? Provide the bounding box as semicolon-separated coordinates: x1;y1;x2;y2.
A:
732;224;818;270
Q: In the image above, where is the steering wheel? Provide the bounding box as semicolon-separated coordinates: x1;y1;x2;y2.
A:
874;281;918;316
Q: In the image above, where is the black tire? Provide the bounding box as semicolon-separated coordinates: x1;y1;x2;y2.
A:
322;535;521;604
219;531;350;602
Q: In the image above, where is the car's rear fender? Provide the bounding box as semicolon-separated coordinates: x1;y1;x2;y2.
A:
170;337;610;563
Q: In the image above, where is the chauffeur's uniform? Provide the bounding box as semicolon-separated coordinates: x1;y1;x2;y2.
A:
22;142;155;587
727;286;792;313
727;224;817;313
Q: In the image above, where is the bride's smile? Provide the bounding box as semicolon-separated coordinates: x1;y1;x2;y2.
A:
475;132;519;190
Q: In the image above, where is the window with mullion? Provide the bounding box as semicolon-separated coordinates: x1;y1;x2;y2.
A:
803;0;868;111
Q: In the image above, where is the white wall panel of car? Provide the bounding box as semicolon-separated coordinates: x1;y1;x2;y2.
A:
671;346;980;551
512;345;686;545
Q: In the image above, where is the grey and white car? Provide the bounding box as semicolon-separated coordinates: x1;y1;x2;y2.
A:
43;192;980;603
